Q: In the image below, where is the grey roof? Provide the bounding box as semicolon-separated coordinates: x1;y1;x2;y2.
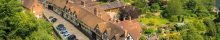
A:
177;23;185;26
100;1;124;10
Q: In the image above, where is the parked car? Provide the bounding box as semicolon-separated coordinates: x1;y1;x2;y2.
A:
49;16;53;19
68;35;76;40
60;30;68;36
51;18;57;23
64;33;70;38
74;39;78;40
56;24;65;31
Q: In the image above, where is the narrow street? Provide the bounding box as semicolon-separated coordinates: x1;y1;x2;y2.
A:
43;8;90;40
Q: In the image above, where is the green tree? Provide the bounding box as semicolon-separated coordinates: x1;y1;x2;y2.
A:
145;28;154;34
150;3;160;12
169;34;183;40
155;0;163;5
0;0;54;39
186;0;197;12
158;27;162;33
203;18;217;36
133;0;149;14
162;0;185;21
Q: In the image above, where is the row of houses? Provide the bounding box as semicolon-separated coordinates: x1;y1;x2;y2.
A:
22;0;142;40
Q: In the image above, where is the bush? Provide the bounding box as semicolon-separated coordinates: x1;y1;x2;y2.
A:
164;31;169;34
170;31;174;33
160;5;167;10
158;27;162;33
145;28;155;34
171;27;176;31
141;36;146;40
169;15;178;22
150;3;160;12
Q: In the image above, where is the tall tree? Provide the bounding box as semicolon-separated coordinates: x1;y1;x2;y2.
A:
162;0;185;21
119;5;139;20
150;3;160;12
0;0;54;39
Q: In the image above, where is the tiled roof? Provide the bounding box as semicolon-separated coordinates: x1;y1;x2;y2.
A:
47;0;67;9
113;19;142;40
23;0;35;9
73;0;105;14
97;22;125;39
100;1;124;10
69;4;105;29
101;13;111;22
47;0;54;3
67;1;125;40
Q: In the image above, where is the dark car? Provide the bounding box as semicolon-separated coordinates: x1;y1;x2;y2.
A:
56;24;65;31
68;35;76;40
49;16;53;19
51;18;57;23
74;39;78;40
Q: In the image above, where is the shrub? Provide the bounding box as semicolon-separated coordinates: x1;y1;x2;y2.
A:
164;31;169;34
158;27;162;33
161;1;167;6
171;27;176;31
145;28;155;34
141;36;146;40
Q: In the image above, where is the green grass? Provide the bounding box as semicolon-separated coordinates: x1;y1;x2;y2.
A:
139;16;171;27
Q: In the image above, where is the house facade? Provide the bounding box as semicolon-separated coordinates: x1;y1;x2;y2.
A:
23;0;43;18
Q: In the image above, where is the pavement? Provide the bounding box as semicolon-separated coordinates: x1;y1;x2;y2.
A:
43;8;89;40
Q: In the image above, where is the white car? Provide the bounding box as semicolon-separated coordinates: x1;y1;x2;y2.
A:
64;33;70;38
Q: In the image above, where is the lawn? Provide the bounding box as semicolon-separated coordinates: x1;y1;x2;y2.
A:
139;16;171;27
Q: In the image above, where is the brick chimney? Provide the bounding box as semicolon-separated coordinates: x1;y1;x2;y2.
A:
124;30;127;37
100;13;102;18
113;16;116;23
81;0;85;7
96;8;98;16
84;0;85;7
129;16;131;21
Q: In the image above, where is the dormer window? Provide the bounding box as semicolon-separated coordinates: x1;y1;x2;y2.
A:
37;4;39;7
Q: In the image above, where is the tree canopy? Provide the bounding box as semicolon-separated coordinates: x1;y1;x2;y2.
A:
0;0;54;40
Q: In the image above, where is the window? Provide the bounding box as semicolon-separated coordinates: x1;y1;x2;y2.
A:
33;11;36;13
33;6;35;8
38;9;40;12
39;14;41;17
37;4;39;7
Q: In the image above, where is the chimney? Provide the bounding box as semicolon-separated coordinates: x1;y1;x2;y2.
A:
123;17;126;21
100;13;102;18
96;8;98;16
84;0;85;7
124;30;127;37
129;16;131;21
113;16;116;23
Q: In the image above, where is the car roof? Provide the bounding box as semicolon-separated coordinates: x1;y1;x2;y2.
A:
68;35;75;39
62;30;67;32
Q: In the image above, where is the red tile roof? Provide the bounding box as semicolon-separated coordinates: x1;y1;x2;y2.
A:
113;19;142;40
47;0;67;9
67;1;125;40
73;0;105;14
101;13;111;22
23;0;35;9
